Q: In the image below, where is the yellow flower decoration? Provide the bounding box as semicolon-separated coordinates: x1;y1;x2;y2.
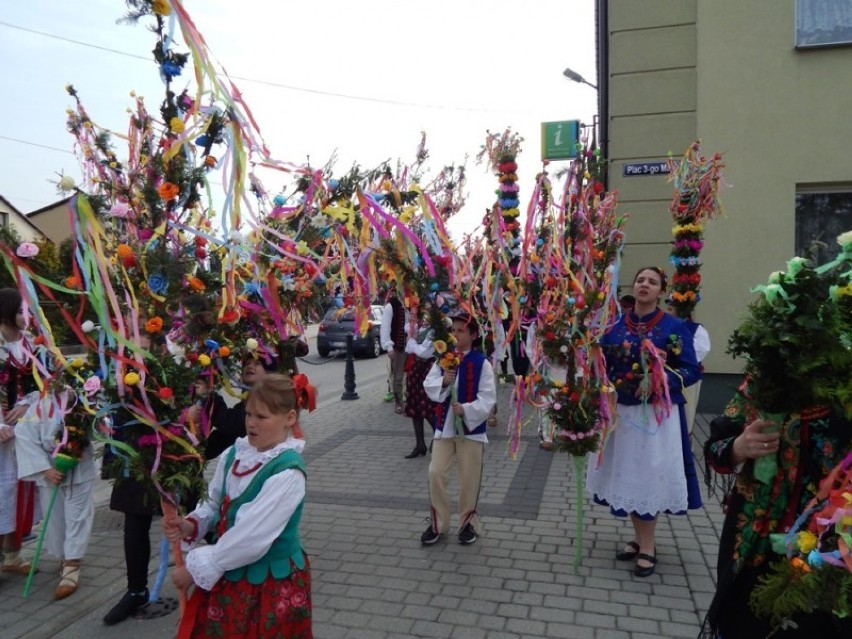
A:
152;0;171;16
797;530;818;554
198;354;212;367
169;117;185;134
124;372;140;386
70;358;86;369
433;340;447;354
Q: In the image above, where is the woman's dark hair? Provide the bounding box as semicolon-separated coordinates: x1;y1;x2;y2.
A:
0;288;22;327
633;266;668;292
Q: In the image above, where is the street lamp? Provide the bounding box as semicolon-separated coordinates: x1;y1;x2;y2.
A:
563;67;597;90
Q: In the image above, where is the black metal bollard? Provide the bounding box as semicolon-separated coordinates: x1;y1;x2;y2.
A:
341;334;359;400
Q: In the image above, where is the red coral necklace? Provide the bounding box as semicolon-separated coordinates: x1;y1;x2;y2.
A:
625;308;664;336
231;459;262;477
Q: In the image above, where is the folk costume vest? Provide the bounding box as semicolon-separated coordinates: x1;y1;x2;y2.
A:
434;350;488;436
217;445;307;584
389;297;406;351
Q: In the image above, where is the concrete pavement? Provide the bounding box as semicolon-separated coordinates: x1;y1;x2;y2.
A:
0;368;724;638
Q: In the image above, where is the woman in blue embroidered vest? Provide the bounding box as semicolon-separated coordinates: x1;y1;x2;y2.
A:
586;267;703;577
421;312;496;546
165;373;315;639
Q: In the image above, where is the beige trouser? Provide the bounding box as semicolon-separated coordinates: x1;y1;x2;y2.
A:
683;381;702;435
428;437;484;535
389;349;407;399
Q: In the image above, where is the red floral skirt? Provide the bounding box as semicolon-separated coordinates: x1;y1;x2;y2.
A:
180;557;312;639
404;357;435;419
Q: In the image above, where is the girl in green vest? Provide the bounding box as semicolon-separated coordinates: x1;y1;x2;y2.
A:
164;373;315;638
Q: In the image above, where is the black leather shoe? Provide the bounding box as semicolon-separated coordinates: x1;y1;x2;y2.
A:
103;589;149;625
404;446;427;458
615;540;640;561
634;552;657;578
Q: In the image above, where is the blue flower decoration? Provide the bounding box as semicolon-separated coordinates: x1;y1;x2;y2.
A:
499;198;520;209
195;135;209;147
205;339;220;351
272;194;287;206
147;273;168;295
328;179;340;189
162;61;183;81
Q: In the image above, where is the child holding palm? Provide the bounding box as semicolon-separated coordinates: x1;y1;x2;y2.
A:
164;373;314;638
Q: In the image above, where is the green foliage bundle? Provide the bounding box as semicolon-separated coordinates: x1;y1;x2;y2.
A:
727;233;852;416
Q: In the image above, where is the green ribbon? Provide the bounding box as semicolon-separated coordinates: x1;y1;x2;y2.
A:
451;384;465;436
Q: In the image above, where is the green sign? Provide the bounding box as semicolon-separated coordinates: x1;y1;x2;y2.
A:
541;120;580;161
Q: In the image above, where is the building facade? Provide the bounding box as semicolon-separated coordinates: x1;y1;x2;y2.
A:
0;195;47;243
601;0;852;375
26;197;73;246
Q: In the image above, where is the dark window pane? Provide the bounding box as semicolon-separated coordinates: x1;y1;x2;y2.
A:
795;190;852;263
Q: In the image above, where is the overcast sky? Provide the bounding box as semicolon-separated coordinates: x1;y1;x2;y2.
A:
0;0;597;239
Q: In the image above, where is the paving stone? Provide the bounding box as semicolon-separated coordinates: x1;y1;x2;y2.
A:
0;371;727;639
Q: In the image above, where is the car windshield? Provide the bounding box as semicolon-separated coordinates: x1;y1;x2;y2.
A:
324;308;356;322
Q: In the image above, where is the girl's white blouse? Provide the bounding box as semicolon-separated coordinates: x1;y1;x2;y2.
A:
184;436;306;590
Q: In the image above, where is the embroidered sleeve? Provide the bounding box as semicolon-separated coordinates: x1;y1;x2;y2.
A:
423;362;449;402
665;322;702;392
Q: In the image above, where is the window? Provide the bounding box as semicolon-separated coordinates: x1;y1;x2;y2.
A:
795;188;852;263
796;0;852;48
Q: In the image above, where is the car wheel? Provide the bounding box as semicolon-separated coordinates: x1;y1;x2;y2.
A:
317;344;330;358
368;335;381;358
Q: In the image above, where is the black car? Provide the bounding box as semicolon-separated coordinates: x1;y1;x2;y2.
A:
316;305;385;358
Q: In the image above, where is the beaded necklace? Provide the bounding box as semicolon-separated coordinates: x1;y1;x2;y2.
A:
624;308;664;336
230;458;263;477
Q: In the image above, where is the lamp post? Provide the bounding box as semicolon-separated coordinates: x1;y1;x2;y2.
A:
563;67;597;90
563;66;606;187
341;334;359;400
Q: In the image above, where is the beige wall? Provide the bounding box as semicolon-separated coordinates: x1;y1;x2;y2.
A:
606;0;852;373
0;199;44;243
27;200;73;245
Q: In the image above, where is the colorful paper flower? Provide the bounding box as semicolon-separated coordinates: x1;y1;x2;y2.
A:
796;530;818;553
145;317;164;333
83;376;101;394
157;182;179;200
169;117;185;134
16;242;40;258
152;0;171;16
58;175;76;192
107;201;129;218
147;273;168;295
124;372;140;386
